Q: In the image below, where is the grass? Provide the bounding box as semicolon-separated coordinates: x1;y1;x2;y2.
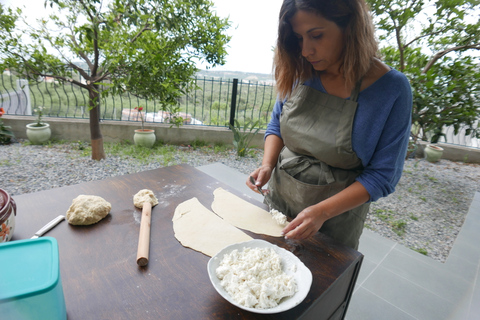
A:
34;139;244;167
373;208;408;237
412;247;428;256
391;220;407;237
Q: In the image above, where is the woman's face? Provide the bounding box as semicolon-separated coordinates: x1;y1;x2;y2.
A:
290;10;345;73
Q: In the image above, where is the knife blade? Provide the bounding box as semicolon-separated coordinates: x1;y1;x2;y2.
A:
31;215;65;239
249;176;265;196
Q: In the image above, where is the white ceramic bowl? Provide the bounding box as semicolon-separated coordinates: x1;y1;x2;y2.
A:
0;188;16;242
207;239;313;314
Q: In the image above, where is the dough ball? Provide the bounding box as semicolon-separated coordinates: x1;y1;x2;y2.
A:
133;189;158;208
66;195;111;225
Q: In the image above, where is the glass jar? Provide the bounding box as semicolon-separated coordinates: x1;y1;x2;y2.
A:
0;188;16;242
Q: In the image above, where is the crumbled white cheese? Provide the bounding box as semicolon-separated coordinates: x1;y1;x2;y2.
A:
216;247;297;309
270;208;287;226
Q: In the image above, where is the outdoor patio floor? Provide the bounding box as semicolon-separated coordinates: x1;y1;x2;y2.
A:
197;163;480;320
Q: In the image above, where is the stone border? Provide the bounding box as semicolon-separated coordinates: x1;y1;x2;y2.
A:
3;115;480;163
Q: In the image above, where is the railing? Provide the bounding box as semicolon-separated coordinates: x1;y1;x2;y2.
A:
1;71;478;148
0;72;276;129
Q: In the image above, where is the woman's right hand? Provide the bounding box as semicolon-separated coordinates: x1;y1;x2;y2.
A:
246;165;274;194
247;134;284;194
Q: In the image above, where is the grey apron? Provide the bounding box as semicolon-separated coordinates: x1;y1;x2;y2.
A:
266;82;370;250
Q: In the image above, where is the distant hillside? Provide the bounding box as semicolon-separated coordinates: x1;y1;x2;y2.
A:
196;69;275;83
71;62;274;83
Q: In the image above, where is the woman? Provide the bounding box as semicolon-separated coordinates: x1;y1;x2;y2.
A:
246;0;412;250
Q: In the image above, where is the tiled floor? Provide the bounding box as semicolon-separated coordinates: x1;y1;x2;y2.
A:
197;163;480;320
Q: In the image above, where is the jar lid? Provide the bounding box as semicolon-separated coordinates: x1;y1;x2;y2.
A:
0;237;60;300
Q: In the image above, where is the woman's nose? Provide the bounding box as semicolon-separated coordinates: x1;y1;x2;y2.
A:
301;38;314;57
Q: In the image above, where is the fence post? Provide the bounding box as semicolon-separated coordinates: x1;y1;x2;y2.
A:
229;78;238;128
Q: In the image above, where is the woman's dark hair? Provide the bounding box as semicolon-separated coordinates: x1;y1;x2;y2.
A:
274;0;378;98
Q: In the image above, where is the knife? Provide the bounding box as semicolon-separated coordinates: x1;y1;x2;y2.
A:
250;176;265;196
249;176;272;211
31;215;66;239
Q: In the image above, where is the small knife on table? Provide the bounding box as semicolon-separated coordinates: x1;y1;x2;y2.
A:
31;215;66;239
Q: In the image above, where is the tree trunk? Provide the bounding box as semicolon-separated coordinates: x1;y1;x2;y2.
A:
88;86;106;160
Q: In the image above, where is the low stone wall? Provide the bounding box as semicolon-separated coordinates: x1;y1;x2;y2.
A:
415;140;480;163
3;115;267;150
3;115;480;163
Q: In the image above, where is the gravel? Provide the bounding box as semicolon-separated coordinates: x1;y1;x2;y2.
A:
1;141;479;263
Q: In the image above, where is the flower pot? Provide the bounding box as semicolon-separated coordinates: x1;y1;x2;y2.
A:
26;123;51;144
0;188;16;243
424;144;443;163
134;129;156;148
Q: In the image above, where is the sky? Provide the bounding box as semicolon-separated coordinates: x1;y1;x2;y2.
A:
2;0;282;75
202;0;282;74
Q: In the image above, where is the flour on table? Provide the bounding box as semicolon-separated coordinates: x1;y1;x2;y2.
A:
133;211;141;224
162;184;187;198
216;247;297;309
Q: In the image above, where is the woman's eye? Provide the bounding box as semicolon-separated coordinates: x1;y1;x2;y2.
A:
312;33;323;39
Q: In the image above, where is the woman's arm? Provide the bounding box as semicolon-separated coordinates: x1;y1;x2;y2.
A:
282;181;370;239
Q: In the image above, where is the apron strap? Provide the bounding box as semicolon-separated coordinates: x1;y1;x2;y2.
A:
350;78;363;102
279;155;336;184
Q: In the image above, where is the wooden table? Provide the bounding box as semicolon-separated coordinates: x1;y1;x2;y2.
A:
11;164;363;320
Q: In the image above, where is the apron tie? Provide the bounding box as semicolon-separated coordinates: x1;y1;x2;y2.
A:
280;155;336;184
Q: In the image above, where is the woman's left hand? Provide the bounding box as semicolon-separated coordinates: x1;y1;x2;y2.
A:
282;206;327;240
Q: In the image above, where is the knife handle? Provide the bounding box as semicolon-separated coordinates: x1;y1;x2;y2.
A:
31;215;65;239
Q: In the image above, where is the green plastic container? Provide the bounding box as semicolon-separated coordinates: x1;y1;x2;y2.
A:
0;237;67;320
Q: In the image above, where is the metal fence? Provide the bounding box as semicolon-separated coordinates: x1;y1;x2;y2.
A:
0;72;276;129
1;71;478;148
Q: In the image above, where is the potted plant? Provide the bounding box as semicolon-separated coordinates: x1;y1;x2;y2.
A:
26;106;51;144
424;144;444;163
0;107;14;145
133;106;156;148
405;137;418;159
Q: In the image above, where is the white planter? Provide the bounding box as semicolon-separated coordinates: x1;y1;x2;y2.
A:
424;144;444;163
134;129;156;148
26;123;51;144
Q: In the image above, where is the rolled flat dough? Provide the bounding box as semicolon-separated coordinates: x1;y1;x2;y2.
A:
211;187;286;237
172;197;252;257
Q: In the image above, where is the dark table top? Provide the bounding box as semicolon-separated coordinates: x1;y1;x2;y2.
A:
11;164;362;319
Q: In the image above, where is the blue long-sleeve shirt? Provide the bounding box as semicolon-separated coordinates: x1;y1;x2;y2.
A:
265;68;413;202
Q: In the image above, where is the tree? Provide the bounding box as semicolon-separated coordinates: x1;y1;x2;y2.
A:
0;0;230;160
367;0;480;143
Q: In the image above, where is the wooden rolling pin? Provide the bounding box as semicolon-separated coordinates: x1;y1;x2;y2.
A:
136;201;152;266
134;189;158;267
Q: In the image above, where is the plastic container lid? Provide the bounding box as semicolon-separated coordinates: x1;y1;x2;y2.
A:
0;237;60;301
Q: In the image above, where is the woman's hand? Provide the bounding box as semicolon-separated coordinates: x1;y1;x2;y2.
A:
246;165;273;194
247;134;284;193
282;205;327;240
281;182;371;240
